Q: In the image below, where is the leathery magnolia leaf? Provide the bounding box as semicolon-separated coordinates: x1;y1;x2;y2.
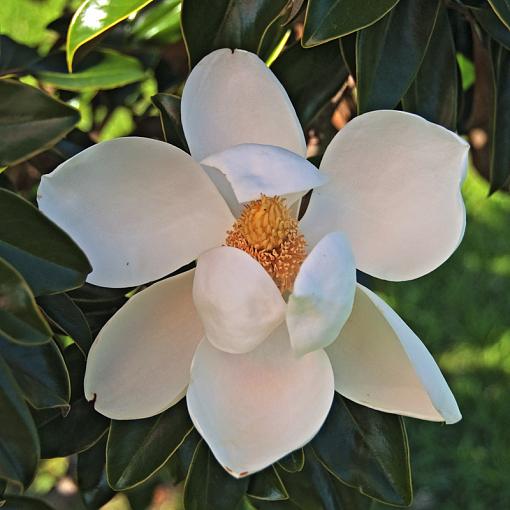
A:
0;336;70;410
0;190;91;296
489;42;510;192
0;495;55;510
0;257;51;345
356;0;441;113
107;398;194;490
0;354;40;489
37;51;146;91
66;0;156;70
183;440;249;510
303;0;400;47
0;80;80;166
277;449;305;473
488;0;510;30
151;93;188;151
402;5;458;130
312;394;412;506
0;35;40;76
37;293;93;355
248;466;288;501
181;0;288;67
475;7;510;51
271;41;348;127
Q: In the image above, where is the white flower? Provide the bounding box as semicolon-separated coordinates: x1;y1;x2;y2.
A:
37;48;468;478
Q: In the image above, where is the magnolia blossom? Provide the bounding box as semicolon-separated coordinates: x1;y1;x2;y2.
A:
37;48;468;478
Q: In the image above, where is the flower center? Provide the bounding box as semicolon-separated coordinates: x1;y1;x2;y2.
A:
225;195;307;293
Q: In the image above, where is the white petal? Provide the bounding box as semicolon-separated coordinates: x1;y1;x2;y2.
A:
193;246;286;354
300;111;469;281
181;49;306;161
187;324;334;477
327;284;461;424
287;232;356;356
84;270;202;419
201;143;327;205
38;137;234;288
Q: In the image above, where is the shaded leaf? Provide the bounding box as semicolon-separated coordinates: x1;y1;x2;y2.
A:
312;394;412;506
107;398;193;490
277;449;304;473
271;41;348;127
356;0;441;113
489;41;510;192
0;190;91;296
488;0;510;30
248;466;288;501
0;336;70;410
0;36;40;76
0;80;80;166
1;495;55;510
303;0;400;47
475;6;510;50
181;0;288;67
151;93;188;151
339;34;357;79
0;257;51;346
66;0;156;70
183;440;249;510
37;293;93;355
0;354;39;489
402;5;458;130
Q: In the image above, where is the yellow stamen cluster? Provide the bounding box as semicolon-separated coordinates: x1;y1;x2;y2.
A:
225;195;306;293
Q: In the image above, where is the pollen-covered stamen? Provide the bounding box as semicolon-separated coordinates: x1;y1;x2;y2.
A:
225;195;306;293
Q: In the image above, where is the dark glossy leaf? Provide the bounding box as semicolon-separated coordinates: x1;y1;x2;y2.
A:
0;257;51;346
339;34;357;79
303;0;400;47
0;336;70;410
183;440;249;510
165;428;202;483
312;394;411;506
1;495;55;510
0;36;40;76
248;466;288;501
271;41;348;127
489;41;510;192
281;0;306;25
356;0;441;113
277;449;305;473
107;398;193;490
66;0;156;70
0;354;39;489
402;5;458;130
0;190;91;296
181;0;288;67
475;7;510;50
37;51;146;92
151;93;188;151
0;80;80;166
37;294;93;355
488;0;510;30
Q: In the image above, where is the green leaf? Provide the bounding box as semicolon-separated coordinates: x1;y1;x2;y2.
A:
181;0;288;67
0;190;91;296
402;5;458;130
66;0;156;70
277;449;304;473
339;34;357;79
0;36;40;76
131;0;182;44
107;398;193;490
488;0;510;30
489;41;510;193
0;257;51;346
0;336;70;410
183;440;249;510
1;495;55;510
0;354;40;489
312;394;412;506
151;93;189;152
37;51;146;92
0;80;80;166
271;41;348;128
37;293;93;355
356;0;441;113
248;466;288;501
303;0;400;47
475;7;510;51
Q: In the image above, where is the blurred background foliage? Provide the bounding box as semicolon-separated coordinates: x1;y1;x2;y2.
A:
0;0;509;509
